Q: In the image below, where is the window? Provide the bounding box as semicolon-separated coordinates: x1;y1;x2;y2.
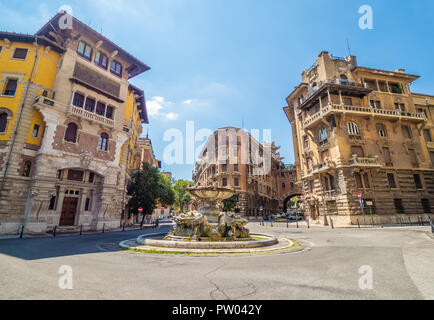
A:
321;149;329;162
318;127;327;144
430;152;434;166
12;48;28;60
77;40;92;60
3;79;18;96
64;123;78;143
402;125;412;139
110;60;122;76
413;174;423;189
347;122;360;136
22;161;32;177
96;102;106;116
340;75;349;85
234;164;239;172
387;173;397;188
382;147;392;166
282;183;286;189
98;133;109;151
0;46;2;55
84;97;95;112
395;103;406;112
377;123;387;137
362;173;370;189
222;178;228;187
85;198;92;211
105;106;114;119
72;92;85;108
0;113;8;133
370;100;381;109
421;199;432;213
394;199;405;214
309;180;314;193
234;178;239;187
390;83;403;94
94;51;108;69
304;136;310;149
48;196;57;211
355;173;363;188
378;81;388;92
32;124;40;138
89;172;95;183
423;129;432;142
364;79;378;90
221;164;227;172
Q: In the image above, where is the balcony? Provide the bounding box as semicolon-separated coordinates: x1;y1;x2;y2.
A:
302;103;426;129
427;141;434;150
70;105;114;127
305;160;336;177
349;155;381;168
33;95;62;111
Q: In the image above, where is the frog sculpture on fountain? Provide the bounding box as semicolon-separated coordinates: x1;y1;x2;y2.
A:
167;186;250;241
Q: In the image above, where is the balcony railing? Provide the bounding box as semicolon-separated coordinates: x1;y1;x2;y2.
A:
302;103;426;129
70;105;114;127
34;95;57;108
305;160;336;177
300;80;366;105
349;155;381;167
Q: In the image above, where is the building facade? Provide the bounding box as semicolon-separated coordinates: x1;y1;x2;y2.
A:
0;12;150;234
193;127;300;217
284;51;434;225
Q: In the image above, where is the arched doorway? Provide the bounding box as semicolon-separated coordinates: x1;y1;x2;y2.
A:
283;194;302;213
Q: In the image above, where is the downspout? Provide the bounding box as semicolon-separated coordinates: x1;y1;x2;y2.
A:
0;39;39;197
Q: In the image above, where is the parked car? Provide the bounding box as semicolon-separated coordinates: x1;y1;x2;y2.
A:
288;211;304;221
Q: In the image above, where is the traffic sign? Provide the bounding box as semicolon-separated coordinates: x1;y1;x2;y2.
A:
138;207;143;213
357;193;362;199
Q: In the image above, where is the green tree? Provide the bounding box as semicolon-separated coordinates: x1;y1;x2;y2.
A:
181;193;192;212
128;162;175;221
222;194;239;212
289;196;300;209
173;179;194;212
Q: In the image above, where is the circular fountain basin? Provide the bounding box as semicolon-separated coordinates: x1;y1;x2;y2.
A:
137;233;278;249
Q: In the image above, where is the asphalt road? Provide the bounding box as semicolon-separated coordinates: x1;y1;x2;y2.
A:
0;223;433;300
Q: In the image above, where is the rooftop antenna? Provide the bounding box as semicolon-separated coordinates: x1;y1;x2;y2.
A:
346;38;352;56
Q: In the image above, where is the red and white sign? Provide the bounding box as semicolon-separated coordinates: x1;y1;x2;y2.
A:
138;207;143;213
357;193;362;199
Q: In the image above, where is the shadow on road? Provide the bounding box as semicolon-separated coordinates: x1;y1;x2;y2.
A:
0;226;172;261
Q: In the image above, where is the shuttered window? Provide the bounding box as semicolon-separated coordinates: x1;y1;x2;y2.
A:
13;48;28;60
3;79;18;96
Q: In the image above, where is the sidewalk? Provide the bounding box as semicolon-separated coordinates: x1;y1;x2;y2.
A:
0;222;175;240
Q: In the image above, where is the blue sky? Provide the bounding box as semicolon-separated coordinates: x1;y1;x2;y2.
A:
1;0;433;180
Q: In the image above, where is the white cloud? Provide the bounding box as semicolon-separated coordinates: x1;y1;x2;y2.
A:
147;96;179;121
183;99;192;105
166;112;179;120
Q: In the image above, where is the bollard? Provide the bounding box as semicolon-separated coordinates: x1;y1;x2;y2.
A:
330;218;334;229
270;220;273;228
408;217;412;227
102;224;105;233
307;219;310;229
431;219;434;234
53;226;57;238
296;219;299;229
80;224;83;235
400;217;403;227
357;219;360;229
419;216;423;226
287;220;289;228
20;225;24;239
122;221;126;232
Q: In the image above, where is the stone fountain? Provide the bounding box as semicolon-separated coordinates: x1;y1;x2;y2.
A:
167;186;250;241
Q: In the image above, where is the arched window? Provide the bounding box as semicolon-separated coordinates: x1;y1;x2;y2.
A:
0;113;8;133
98;133;109;151
22;161;32;177
347;122;360;135
65;123;78;143
377;123;387;137
340;74;349;85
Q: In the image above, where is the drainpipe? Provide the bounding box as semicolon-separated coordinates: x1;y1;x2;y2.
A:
0;39;39;197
